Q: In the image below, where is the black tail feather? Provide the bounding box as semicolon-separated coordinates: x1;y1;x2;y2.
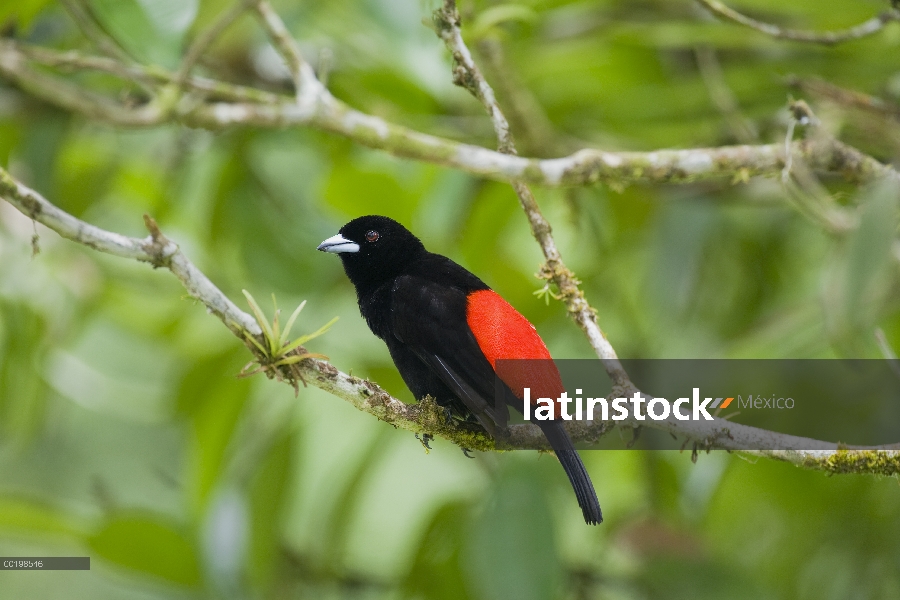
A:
535;419;602;525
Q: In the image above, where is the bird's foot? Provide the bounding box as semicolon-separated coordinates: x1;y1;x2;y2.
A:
442;406;455;426
626;426;642;449
461;448;475;459
416;433;433;450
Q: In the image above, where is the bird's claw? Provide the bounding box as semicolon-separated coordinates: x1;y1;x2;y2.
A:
461;448;475;459
416;433;433;450
442;406;454;426
626;425;642;449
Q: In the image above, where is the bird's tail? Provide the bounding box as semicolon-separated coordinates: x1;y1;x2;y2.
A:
535;419;602;525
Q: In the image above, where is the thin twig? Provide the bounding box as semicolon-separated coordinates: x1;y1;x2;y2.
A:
17;44;156;88
253;0;322;105
14;42;279;104
874;328;900;385
697;0;900;45
0;45;164;126
60;0;158;96
61;0;133;62
476;37;566;156
786;76;900;121
781;101;857;235
694;45;757;143
175;0;259;86
317;47;333;87
875;328;899;361
434;0;631;390
782;117;796;182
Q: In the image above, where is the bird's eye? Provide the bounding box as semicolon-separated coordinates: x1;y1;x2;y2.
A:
365;230;380;242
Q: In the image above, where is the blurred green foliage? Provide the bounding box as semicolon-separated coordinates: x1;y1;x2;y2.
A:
1;0;900;598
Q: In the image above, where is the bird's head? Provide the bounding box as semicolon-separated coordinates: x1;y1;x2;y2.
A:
317;215;426;291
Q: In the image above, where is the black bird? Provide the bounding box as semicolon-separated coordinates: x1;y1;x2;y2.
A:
318;215;602;524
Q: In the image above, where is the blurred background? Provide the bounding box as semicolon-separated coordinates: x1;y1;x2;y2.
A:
2;0;900;597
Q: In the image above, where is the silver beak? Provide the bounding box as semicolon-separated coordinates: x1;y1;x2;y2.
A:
317;233;360;253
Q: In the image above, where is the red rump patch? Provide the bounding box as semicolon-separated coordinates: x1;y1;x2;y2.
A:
466;290;564;416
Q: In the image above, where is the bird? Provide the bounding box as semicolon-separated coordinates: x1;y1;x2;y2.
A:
317;215;602;525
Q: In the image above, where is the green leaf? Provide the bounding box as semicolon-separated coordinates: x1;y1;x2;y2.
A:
189;383;251;513
242;329;270;357
88;513;201;587
279;300;307;349
271;352;327;367
279;316;339;355
270;301;281;353
242;289;275;353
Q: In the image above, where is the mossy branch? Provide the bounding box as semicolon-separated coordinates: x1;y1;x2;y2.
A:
2;131;899;474
0;41;897;189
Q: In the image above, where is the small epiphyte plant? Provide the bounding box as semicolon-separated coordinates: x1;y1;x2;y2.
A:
239;290;338;393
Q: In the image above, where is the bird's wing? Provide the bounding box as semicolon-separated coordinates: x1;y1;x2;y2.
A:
390;274;510;434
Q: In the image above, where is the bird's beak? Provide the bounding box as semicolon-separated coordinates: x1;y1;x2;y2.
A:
317;233;360;254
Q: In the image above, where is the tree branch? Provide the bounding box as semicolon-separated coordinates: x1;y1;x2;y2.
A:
434;5;513;152
2;138;899;474
697;0;900;45
0;164;492;451
0;168;256;337
253;0;323;105
2;41;898;189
